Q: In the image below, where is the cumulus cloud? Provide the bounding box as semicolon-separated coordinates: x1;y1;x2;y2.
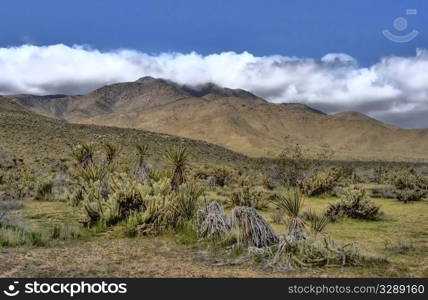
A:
0;44;427;128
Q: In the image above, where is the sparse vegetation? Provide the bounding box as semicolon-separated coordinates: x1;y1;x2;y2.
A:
0;100;427;277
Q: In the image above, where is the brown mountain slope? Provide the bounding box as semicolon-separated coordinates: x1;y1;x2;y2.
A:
6;78;428;162
77;96;428;161
0;96;250;166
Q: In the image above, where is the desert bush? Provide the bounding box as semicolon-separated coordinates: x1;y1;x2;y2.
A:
211;166;235;187
277;142;334;187
230;186;268;210
232;206;279;248
191;165;212;180
390;169;427;203
300;168;342;196
395;189;426;203
325;188;382;221
0;164;35;201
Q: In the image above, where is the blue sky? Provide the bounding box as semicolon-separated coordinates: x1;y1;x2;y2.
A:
1;0;427;65
1;0;428;127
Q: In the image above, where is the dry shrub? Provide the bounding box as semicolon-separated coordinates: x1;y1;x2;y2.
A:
325;188;382;221
232;206;279;248
254;236;388;271
197;201;231;238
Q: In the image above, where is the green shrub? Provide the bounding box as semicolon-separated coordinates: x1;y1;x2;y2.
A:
231;186;267;210
390;169;427;203
300;168;342;196
325;188;382;220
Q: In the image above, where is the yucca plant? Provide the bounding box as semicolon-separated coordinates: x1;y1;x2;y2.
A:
163;146;190;191
134;143;151;183
272;188;307;243
70;143;95;168
310;214;329;236
103;143;121;167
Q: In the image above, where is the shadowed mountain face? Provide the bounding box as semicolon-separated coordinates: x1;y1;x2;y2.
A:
5;78;428;161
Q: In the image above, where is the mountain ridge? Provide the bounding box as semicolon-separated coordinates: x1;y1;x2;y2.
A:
4;77;428;161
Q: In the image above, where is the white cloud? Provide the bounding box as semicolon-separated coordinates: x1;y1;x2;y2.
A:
0;44;427;127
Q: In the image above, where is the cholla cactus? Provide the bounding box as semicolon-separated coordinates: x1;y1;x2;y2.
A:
326;188;381;220
300;168;342;196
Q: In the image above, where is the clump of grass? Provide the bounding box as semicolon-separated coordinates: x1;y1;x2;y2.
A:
0;224;45;247
49;223;82;240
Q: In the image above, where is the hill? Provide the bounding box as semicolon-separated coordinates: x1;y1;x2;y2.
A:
0;96;250;167
6;78;428;162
